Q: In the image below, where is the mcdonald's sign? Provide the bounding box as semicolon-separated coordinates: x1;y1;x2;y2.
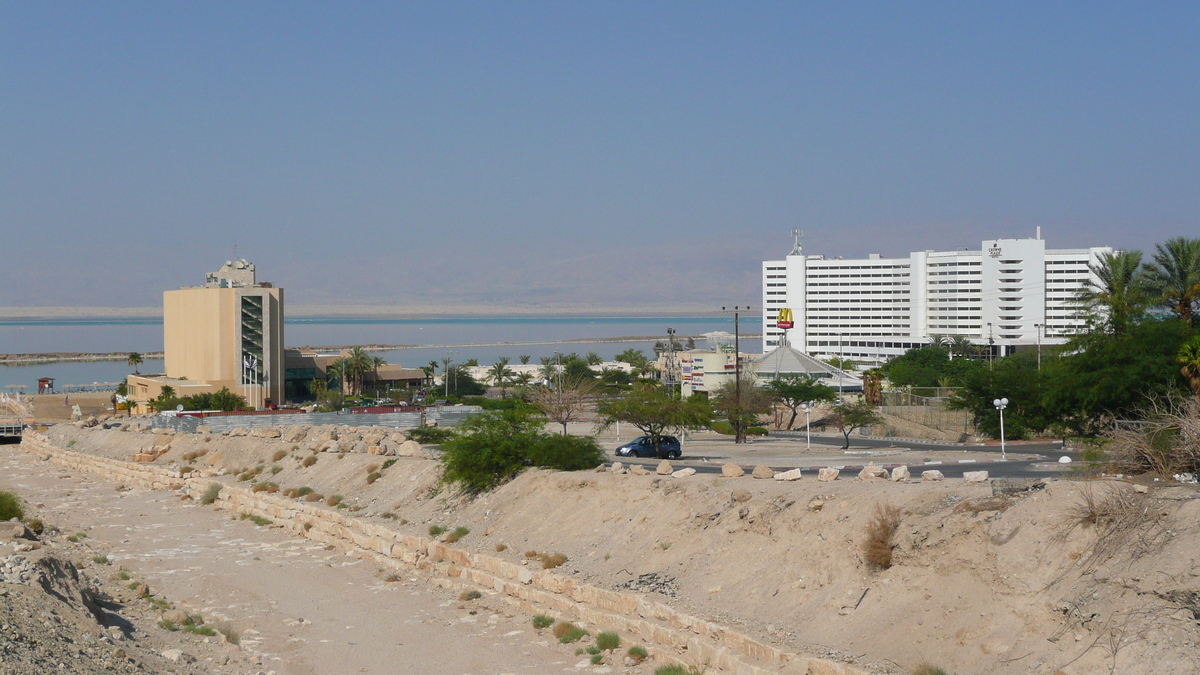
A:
776;307;794;330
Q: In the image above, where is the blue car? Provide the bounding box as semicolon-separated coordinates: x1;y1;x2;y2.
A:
615;435;681;459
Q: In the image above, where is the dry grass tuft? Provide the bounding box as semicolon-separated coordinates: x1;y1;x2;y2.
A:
1061;483;1171;572
911;664;948;675
366;471;382;485
494;543;507;552
303;492;324;502
458;589;482;601
272;449;288;462
301;455;317;468
863;502;902;570
540;552;568;569
954;496;1012;514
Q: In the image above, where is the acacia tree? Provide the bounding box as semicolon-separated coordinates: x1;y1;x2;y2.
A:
532;376;597;434
711;376;773;443
765;374;836;430
829;399;884;449
597;384;711;446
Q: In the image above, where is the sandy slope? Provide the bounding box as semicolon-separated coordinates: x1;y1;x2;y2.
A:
26;424;1200;674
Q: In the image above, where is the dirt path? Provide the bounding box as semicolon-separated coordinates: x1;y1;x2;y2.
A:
0;447;578;675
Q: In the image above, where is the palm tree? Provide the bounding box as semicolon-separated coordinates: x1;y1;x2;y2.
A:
1144;237;1200;325
345;347;374;396
518;354;531;365
370;356;387;396
1075;250;1149;335
1179;337;1200;400
862;368;884;406
127;352;144;374
950;335;974;360
327;358;349;394
586;352;602;366
489;357;514;398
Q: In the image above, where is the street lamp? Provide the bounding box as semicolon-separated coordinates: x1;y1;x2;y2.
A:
1034;323;1042;372
799;400;815;450
993;397;1009;460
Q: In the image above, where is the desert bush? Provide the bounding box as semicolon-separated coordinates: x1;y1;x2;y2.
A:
23;518;44;535
303;493;323;502
524;550;538;558
525;434;607;472
117;569;131;581
445;526;469;543
301;455;317;468
92;555;111;565
366;471;382;485
1105;395;1200;477
540;552;568;569
407;426;456;444
296;486;314;496
272;450;287;462
532;614;554;629
596;631;620;650
381;458;397;470
1;490;27;521
199;484;221;505
213;621;239;645
270;464;283;475
863;503;902;570
710;420;768;436
1063;483;1171;571
627;645;649;663
184;623;216;636
158;618;178;631
654;666;704;675
554;621;587;643
911;665;948;675
590;653;603;665
366;463;380;474
459;589;482;601
326;495;343;506
179;465;194;474
429;525;447;537
494;543;507;552
381;512;397;519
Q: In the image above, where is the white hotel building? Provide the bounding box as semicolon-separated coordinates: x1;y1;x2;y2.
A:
761;232;1111;364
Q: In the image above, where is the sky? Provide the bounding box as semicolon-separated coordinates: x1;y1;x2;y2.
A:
1;2;1197;311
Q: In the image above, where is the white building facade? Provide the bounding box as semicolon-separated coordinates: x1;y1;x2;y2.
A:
762;233;1111;364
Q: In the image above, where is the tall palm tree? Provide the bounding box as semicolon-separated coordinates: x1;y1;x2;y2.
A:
1074;250;1148;335
518;354;531;365
950;335;974;360
327;358;348;394
1179;337;1200;400
1145;237;1200;325
489;357;514;398
127;352;144;374
585;352;602;366
370;356;387;396
345;347;374;396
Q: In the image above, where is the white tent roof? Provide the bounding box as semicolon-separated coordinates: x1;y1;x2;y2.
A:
751;345;863;390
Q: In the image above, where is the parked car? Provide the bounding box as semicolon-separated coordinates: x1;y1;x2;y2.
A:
614;435;681;459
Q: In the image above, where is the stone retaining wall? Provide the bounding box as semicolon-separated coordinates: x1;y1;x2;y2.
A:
19;431;869;675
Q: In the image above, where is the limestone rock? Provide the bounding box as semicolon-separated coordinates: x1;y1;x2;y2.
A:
1133;484;1149;494
890;465;910;482
396;440;424;457
731;489;752;503
282;426;308;443
630;464;649;476
963;470;990;483
367;445;382;455
817;468;840;482
752;464;774;479
773;468;803;481
610;462;624;473
922;470;945;481
671;468;696;478
656;460;673;475
807;498;825;511
721;463;745;478
857;463;889;480
160;609;188;624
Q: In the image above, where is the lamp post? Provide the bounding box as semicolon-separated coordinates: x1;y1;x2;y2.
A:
1034;323;1042;372
800;400;814;450
721;306;750;444
993;397;1009;460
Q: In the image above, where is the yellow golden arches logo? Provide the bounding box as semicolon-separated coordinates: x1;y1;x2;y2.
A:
776;307;794;329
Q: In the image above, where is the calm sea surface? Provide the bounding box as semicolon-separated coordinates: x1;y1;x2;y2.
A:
0;315;762;390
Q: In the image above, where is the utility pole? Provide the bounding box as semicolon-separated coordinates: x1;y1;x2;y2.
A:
1034;323;1042;371
722;306;750;444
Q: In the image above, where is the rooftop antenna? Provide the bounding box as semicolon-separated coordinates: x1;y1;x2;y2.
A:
790;229;804;256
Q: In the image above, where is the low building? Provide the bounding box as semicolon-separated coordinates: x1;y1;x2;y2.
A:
751;345;862;392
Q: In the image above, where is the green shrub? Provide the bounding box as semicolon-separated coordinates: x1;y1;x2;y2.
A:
590;654;603;665
0;490;25;521
711;420;769;436
407;426;456;444
654;666;703;675
296;486;314;497
554;621;587;643
627;645;648;663
381;459;397;471
301;455;317;467
199;484;221;505
596;631;620;650
526;434;607;472
272;450;287;462
532;615;554;629
92;555;111;565
912;665;949;675
429;525;447;537
366;471;382;485
445;526;469;543
184;624;216;636
458;589;482;601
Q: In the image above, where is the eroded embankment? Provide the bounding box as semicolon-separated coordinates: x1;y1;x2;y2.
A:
25;423;1200;675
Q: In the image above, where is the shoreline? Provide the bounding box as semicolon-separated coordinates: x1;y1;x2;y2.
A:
0;305;742;320
1;333;763;365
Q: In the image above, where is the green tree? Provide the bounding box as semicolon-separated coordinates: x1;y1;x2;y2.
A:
883;345;978;389
949;350;1052;439
489;357;515;398
597;384;711;446
370;356;387;395
150;385;177;412
765;374;836;430
1074;249;1149;335
585;352;602;366
127;352;144;374
531;376;597;435
446;365;487;396
1145;237;1200;326
345;347;373;396
1178;336;1200;400
711;376;773;443
518;354;531;365
829;399;884;449
615;349;645;364
825;356;856;371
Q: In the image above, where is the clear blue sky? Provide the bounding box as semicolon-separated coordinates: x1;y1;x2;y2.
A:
2;2;1196;310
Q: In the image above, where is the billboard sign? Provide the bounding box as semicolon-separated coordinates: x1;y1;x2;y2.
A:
776;307;794;330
